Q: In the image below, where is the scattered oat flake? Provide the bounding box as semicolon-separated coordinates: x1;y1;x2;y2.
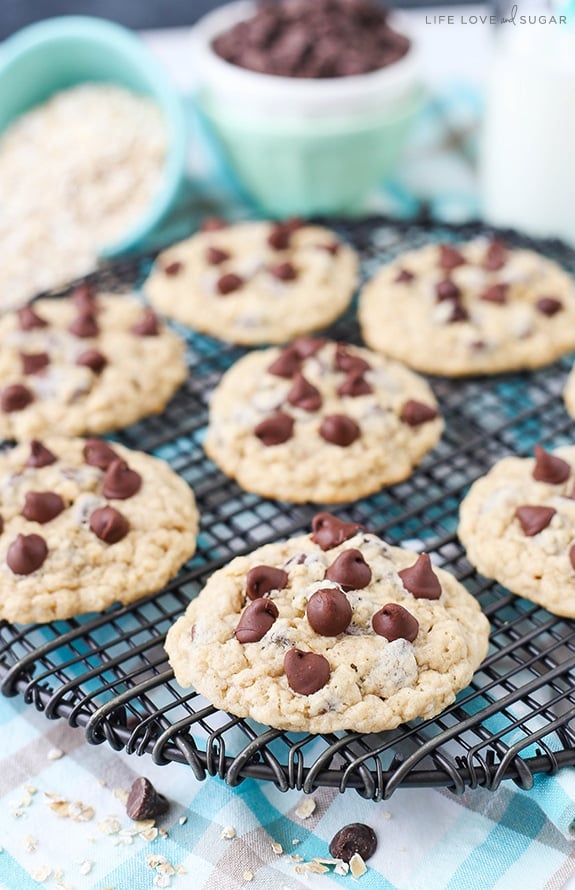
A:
24;834;38;853
221;826;236;840
47;747;64;761
382;811;392;820
290;855;303;862
153;877;171;888
98;817;121;835
175;865;187;875
314;858;341;866
349;853;367;879
79;860;94;876
142;827;158;841
112;788;129;804
291;839;300;846
243;872;254;882
334;861;350;876
69;802;94;822
146;855;168;869
158;828;168;839
294;797;316;819
271;841;283;855
178;816;187;825
303;861;329;875
26;785;38;795
133;819;156;832
31;866;52;883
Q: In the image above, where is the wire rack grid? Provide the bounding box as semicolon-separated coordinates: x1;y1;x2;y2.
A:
2;216;575;801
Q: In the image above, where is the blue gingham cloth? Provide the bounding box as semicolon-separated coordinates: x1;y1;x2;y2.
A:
3;80;575;890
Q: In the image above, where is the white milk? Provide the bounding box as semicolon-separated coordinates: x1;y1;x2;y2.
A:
480;27;575;246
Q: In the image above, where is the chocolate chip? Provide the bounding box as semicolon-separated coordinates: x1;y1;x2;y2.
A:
71;283;97;312
1;384;34;413
532;445;570;484
307;587;352;636
334;345;371;374
448;301;470;323
536;296;563;317
439;243;466;270
268;225;291;251
329;823;377;863
27;440;57;468
372;602;419;642
480;283;509;304
395;268;415;283
284;648;330;695
319;241;340;255
206;246;230;265
246;565;288;600
398;553;441;599
483;239;508;271
292;336;327;358
311;513;363;550
319;414;360;447
126;777;169;821
325;548;371;591
400;400;439;426
515;505;556;536
200;216;228;232
89;506;130;544
83;439;118;470
69;311;99;338
18;305;48;331
267;348;302;378
254;412;294;446
287;373;322;412
76;349;108;374
270;261;298;281
217;272;244;295
132;309;159;337
20;351;50;375
164;261;183;276
7;533;48;575
435;279;461;302
570;543;575;571
22;491;65;524
235;598;279;642
337;370;372;397
102;459;142;500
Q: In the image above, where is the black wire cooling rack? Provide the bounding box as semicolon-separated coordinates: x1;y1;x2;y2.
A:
2;216;575;801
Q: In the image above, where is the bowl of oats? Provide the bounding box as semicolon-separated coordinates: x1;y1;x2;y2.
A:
0;16;187;310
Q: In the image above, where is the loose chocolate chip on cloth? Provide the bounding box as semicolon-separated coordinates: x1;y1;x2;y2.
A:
204;339;443;503
126;777;169;821
0;437;198;624
144;220;358;345
329;823;378;862
165;514;489;734
0;291;186;439
359;238;575;375
459;445;575;617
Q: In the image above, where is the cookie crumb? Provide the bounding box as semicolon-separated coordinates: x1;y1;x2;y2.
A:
221;826;236;840
243;871;254;882
47;747;64;761
271;841;284;855
349;853;367;878
31;866;52;883
294;797;316;819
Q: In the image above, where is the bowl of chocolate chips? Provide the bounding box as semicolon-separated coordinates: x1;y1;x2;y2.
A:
192;0;422;216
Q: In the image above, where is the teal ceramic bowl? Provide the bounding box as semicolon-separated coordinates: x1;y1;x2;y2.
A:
192;1;422;217
0;16;187;256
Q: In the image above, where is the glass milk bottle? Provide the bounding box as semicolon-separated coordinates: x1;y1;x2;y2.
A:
480;9;575;246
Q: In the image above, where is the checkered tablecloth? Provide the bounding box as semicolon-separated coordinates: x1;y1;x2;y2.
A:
3;50;575;890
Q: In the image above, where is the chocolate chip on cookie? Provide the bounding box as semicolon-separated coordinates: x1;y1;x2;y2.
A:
235;598;279;642
372;602;419;642
89;506;130;544
438;243;466;270
400;400;439;427
83;439;118;470
448;301;470;323
254;412;295;446
126;777;169;821
292;336;327;358
480;283;508;304
76;349;108;374
1;384;34;413
69;311;99;338
20;351;50;375
102;459;142;500
319;414;360;447
435;279;461;302
329;823;377;863
325;549;371;591
206;246;230;266
27;440;57;468
270;261;298;282
284;648;330;695
267;224;292;251
246;565;288;600
164;261;183;277
483;239;508;271
311;513;363;550
515;505;556;536
337;370;373;397
71;283;97;311
398;553;441;600
22;492;65;524
334;345;370;374
131;309;159;337
536;296;563;317
307;587;352;636
18;304;48;331
319;241;340;255
287;373;322;412
217;272;244;295
395;268;415;283
267;348;302;378
532;446;570;484
7;533;48;575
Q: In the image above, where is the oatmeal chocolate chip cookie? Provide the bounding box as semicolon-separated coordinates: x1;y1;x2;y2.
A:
0;437;198;623
459;445;575;617
144;219;358;345
165;513;489;733
359;238;575;376
204;338;443;503
0;287;186;439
